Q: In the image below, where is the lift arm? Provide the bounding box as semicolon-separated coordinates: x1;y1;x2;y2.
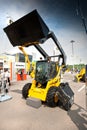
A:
18;46;30;73
34;44;49;59
48;31;66;65
19;43;49;59
32;31;66;65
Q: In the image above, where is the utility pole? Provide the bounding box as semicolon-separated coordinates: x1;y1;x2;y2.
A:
70;40;75;72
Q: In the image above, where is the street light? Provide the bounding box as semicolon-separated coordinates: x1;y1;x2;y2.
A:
70;40;75;72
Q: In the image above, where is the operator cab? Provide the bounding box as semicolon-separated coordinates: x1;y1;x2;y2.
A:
35;60;57;85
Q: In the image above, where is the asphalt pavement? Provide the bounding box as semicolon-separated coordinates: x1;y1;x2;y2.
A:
0;73;87;130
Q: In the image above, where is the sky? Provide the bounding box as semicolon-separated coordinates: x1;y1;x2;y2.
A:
0;0;87;64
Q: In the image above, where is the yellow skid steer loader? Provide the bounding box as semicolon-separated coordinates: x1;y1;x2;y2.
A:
3;9;74;110
74;68;85;82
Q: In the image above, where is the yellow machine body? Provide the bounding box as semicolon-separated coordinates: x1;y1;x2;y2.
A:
28;67;61;101
18;46;30;73
75;68;85;82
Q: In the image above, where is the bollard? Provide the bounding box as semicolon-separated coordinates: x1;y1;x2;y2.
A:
85;65;87;110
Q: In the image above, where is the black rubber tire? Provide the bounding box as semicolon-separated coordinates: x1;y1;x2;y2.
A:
22;83;31;99
46;87;58;107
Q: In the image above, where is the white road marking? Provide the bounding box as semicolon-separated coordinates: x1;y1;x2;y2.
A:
78;85;85;92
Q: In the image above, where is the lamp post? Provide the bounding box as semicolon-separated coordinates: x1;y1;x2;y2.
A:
70;40;75;72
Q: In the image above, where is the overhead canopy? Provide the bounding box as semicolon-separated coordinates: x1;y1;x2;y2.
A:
4;9;49;47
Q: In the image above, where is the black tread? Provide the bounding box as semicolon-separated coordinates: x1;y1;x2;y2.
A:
63;102;71;111
22;83;31;99
46;87;58;107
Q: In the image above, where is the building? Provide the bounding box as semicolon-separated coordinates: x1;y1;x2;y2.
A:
0;52;32;81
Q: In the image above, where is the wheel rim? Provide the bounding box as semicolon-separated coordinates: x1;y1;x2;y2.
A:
54;92;58;103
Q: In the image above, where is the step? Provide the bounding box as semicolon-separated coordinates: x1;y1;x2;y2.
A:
26;97;42;108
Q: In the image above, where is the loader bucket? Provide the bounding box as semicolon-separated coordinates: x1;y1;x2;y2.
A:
4;9;49;47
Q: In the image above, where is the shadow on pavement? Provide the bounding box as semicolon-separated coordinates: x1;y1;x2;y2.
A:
67;103;87;130
11;89;22;94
